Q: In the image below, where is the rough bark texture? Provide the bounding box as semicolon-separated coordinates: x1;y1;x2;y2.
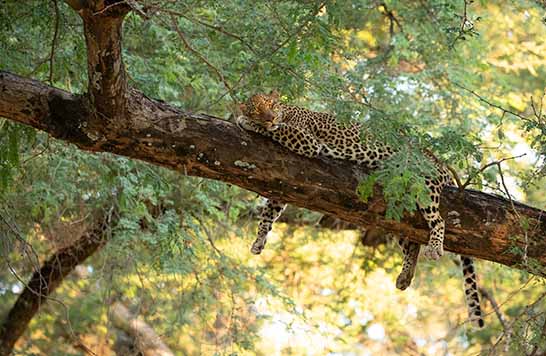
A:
0;209;113;356
109;302;175;356
1;70;545;275
79;1;130;122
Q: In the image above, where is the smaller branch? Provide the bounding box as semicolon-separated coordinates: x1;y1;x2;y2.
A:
496;161;529;266
452;81;530;122
210;2;326;105
49;0;60;85
530;90;545;122
388;13;394;39
488;291;546;355
460;0;469;32
446;164;464;191
169;15;237;103
380;2;404;37
265;2;292;36
449;0;479;48
27;56;52;76
21;136;51;165
460;154;526;190
125;0;148;19
92;0;130;16
161;8;256;53
192;213;222;255
0;208;43;275
529;316;546;356
496;161;519;216
269;2;326;56
479;287;509;331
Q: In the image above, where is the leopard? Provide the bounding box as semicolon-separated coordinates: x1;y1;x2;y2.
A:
237;90;484;328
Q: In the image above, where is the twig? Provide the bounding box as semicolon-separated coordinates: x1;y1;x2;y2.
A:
27;56;52;77
487;291;546;355
22;136;50;165
460;0;469;32
92;0;130;16
460;153;527;190
496;161;529;266
479;287;510;337
446;164;464;191
452;81;531;122
48;0;60;85
160;8;256;54
269;2;327;56
529;316;546;356
208;2;327;106
265;2;293;36
192;213;222;255
169;15;237;103
530;90;545;122
125;0;148;19
380;2;405;38
449;0;479;48
497;161;518;212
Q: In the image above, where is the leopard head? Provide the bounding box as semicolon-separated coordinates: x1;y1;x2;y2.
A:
239;90;282;130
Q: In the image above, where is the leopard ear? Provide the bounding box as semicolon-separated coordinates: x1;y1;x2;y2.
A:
269;90;280;101
239;103;247;113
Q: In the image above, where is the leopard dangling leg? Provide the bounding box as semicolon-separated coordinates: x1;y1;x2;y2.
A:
251;199;287;254
419;181;446;260
396;238;421;290
460;256;484;328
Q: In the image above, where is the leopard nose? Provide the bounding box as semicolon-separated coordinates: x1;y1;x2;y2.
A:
261;109;275;121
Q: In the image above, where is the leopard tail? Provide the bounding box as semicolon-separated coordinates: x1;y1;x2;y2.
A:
461;256;484;328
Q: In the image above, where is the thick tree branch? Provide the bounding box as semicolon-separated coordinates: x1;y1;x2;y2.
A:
1;70;545;276
0;207;114;356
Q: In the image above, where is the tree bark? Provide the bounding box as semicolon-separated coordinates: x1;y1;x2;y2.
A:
1;0;545;278
0;208;114;356
80;3;130;123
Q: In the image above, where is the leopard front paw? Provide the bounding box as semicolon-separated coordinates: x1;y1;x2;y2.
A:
423;242;443;260
236;115;253;130
237;116;269;135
